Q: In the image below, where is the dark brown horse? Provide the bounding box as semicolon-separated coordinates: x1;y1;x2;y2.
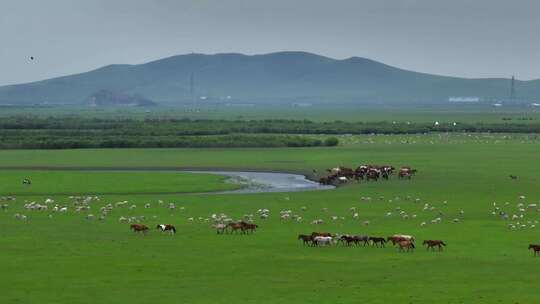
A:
398;240;415;252
242;223;258;234
227;222;244;234
298;234;313;246
529;244;540;256
369;237;386;247
130;224;149;234
423;240;446;251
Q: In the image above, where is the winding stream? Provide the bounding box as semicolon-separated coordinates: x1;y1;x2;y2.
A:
186;170;335;194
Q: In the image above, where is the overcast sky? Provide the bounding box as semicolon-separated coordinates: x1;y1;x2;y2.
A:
1;0;539;85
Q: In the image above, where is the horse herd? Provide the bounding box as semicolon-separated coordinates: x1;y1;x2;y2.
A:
130;221;259;235
318;165;417;185
130;223;177;234
298;232;446;252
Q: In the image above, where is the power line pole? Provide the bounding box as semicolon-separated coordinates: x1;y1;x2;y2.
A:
510;75;515;102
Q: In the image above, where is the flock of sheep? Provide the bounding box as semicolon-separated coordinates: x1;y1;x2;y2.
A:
3;193;539;245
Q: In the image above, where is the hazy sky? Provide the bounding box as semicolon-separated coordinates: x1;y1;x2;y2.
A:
1;0;539;85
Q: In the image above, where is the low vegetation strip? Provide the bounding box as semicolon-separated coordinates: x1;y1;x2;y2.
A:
2;115;540;149
2;116;540;134
0;133;338;149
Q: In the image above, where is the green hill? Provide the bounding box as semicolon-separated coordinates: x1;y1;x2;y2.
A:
0;51;537;105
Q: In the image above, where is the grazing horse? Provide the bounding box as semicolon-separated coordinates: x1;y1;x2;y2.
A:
156;224;176;235
353;235;370;246
423;240;446;251
22;178;31;185
130;224;149;234
311;232;333;238
227;222;244;234
529;244;540;256
298;234;313;246
338;235;356;246
242;223;258;234
509;175;518;180
398;240;415;252
388;234;415;245
366;169;380;181
313;236;333;247
399;167;417;179
369;237;387;247
213;223;227;234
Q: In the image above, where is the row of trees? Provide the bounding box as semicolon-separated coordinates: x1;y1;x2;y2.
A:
0;116;539;134
0;133;339;149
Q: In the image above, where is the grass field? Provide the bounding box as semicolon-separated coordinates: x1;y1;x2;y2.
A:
2;104;540;123
2;134;540;303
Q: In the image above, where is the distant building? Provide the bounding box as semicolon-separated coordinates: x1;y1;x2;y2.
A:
225;103;255;107
448;97;481;103
292;102;313;107
87;90;156;107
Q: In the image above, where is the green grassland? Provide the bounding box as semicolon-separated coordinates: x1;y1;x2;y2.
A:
0;171;238;196
2;104;540;123
1;134;540;303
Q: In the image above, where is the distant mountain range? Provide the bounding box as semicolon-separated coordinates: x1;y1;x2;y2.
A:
0;51;538;105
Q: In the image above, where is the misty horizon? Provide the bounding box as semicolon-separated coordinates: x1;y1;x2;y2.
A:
1;0;540;86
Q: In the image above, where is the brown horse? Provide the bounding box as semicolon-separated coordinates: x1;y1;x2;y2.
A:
387;236;406;245
398;240;415;252
387;235;415;245
227;222;244;234
130;224;149;234
242;223;258;234
298;234;313;246
423;240;446;251
529;244;540;256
